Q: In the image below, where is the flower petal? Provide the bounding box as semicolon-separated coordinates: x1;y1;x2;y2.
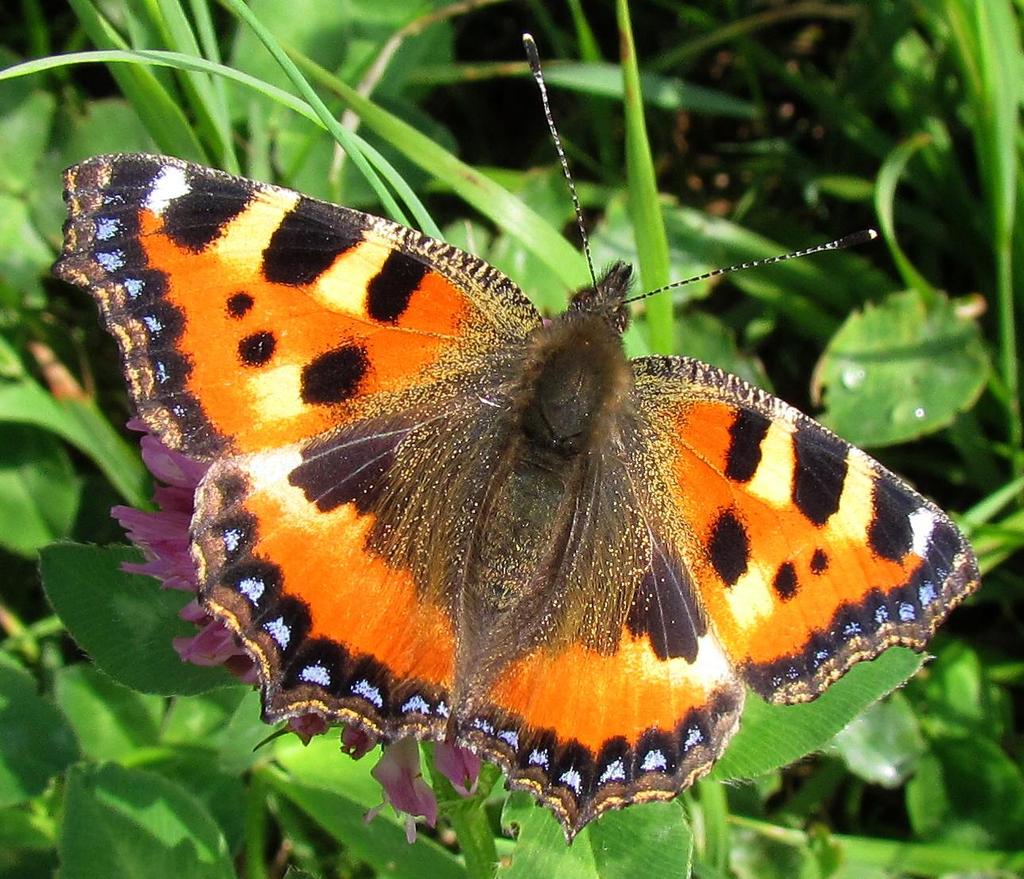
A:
435;741;481;797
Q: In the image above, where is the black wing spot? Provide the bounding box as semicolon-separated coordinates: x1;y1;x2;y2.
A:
262;196;360;286
238;331;277;367
627;540;706;662
227;291;254;318
289;416;411;513
708;509;749;586
792;425;848;526
868;481;917;561
162;172;253;252
300;344;368;405
109;156;165;192
725;409;771;482
367;251;428;323
810;548;829;574
772;561;799;600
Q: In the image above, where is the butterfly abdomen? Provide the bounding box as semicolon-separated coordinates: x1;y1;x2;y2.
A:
451;310;641;701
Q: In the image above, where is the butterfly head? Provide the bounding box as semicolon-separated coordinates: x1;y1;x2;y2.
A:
569;261;633;334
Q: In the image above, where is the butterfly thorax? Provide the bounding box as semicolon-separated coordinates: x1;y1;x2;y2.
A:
452;267;641;712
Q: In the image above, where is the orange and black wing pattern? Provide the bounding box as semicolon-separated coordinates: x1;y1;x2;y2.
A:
55;152;535;740
56;154;539;459
56;153;981;842
632;356;979;703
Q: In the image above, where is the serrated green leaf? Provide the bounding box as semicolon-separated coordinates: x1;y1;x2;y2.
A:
60;763;234;879
0;654;79;808
815;289;988;447
713;648;923;782
499;796;690;879
40;543;233;696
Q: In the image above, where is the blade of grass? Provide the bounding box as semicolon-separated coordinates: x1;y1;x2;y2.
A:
65;0;205;160
875;133;937;298
694;779;730;876
291;53;588;293
940;0;1021;469
617;0;674;353
0;50;430;240
408;61;756;118
220;0;415;231
5;47;585;296
565;0;617;174
149;0;238;171
188;0;237;170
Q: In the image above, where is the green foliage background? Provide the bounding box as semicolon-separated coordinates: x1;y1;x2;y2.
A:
0;1;1021;877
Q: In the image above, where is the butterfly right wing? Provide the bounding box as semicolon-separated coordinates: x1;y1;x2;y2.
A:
630;355;979;703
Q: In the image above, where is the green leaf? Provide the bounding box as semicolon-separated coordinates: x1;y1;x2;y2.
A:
0;369;148;508
0;424;81;556
39;543;233;696
728;826;820;879
53;665;164;761
905;737;1024;850
911;641;1005;739
0;83;54;193
269;736;467;879
59;97;156;162
0;192;53;307
0;802;56;851
143;752;247;853
500;795;691;879
815;289;988;447
59;764;234;879
829;693;925;788
161;688;273;776
0;654;78;807
712;647;924;782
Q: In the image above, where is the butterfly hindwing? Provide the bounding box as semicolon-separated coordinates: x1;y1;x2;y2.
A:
56;154;540;458
632;356;979;703
193;437;457;737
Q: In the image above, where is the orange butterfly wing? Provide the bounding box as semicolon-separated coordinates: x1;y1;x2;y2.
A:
56;153;538;740
57;154;538;457
632;356;979;702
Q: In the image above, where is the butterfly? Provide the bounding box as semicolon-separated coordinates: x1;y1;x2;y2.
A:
56;154;979;839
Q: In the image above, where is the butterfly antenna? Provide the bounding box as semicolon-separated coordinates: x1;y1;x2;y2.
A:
622;228;879;304
522;33;598;289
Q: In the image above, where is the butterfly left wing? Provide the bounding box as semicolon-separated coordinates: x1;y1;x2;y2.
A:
631;356;980;703
55;154;540;459
55;154;540;747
